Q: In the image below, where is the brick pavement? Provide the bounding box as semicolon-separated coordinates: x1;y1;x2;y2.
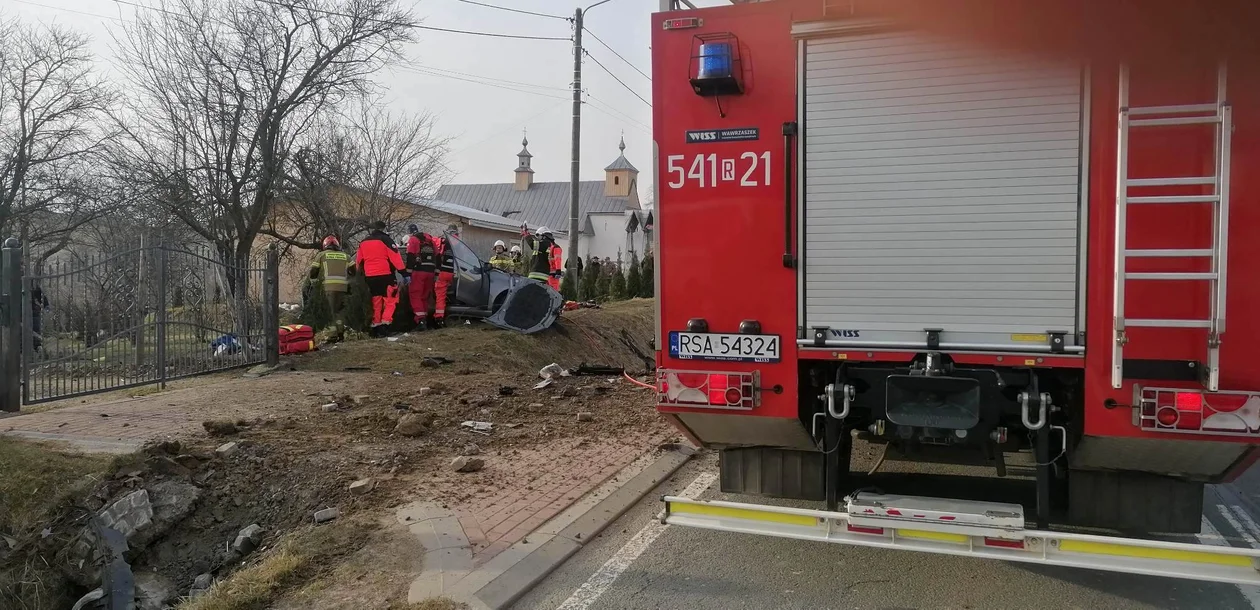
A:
0;372;355;450
453;430;667;566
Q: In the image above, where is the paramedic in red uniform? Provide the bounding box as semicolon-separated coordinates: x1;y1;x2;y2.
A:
355;221;404;334
434;225;458;327
405;224;438;329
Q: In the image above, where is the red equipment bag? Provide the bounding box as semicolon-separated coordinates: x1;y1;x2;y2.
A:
278;324;316;355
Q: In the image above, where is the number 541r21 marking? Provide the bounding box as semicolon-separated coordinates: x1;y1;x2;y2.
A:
666;152;771;189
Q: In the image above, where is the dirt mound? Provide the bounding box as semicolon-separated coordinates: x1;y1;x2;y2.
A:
303;299;656;378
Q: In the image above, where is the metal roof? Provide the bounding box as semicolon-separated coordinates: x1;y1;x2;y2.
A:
433;181;638;233
604;153;638;172
413;198;526;232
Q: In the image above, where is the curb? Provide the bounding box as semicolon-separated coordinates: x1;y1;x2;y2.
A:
406;444;696;609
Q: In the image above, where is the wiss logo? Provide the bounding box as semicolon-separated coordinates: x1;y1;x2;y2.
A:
830;329;861;338
686;131;718;143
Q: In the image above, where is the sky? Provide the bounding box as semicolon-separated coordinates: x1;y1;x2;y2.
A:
6;0;731;199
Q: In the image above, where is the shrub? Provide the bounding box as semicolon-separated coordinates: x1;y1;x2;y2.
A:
626;253;643;299
609;267;627;300
639;254;654;298
560;269;578;301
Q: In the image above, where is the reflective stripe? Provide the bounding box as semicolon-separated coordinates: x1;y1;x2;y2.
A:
667;500;817;527
898;529;970;544
529;272;550;281
1057;539;1255;567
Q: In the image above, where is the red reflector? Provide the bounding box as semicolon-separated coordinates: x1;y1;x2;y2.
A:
724;387;742;405
847;524;885;536
675;373;707;388
984;537;1025;549
1209;394;1249;413
1156;407;1179;427
1175;392;1204;412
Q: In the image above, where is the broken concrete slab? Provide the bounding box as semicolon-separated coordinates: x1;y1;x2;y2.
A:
314;507;340;524
451;456;485;473
99;490;153;541
233;523;264;554
215;441;240;458
349;478;376;495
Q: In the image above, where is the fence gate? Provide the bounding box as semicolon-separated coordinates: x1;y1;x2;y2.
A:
0;240;278;409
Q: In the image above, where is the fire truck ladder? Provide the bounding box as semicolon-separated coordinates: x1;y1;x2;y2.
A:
663;494;1260;586
1112;63;1232;391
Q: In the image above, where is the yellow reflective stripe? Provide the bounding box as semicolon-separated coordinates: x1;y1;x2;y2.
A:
1058;539;1254;567
667;501;818;527
897;529;970;544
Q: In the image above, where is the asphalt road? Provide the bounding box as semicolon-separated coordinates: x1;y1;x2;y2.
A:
514;453;1260;610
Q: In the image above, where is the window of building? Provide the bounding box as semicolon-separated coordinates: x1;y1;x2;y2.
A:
614;176;620;186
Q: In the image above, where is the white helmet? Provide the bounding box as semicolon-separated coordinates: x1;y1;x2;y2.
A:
493;240;506;249
510;245;522;253
537;226;552;236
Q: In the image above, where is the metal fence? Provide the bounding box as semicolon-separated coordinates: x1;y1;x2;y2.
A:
0;239;279;410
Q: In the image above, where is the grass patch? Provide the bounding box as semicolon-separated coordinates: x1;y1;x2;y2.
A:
0;440;115;537
0;440;125;610
179;520;377;610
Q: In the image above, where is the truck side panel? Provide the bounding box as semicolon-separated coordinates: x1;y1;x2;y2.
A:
652;4;803;447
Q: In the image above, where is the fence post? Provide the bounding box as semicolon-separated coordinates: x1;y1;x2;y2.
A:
1;238;23;412
156;245;168;389
265;244;279;366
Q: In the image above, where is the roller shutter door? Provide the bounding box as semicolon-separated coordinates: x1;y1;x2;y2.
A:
802;30;1084;349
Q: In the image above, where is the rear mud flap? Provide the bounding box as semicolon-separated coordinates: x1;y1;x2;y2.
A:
484;280;563;334
885;375;982;429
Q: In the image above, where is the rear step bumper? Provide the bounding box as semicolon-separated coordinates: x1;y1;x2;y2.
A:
662;496;1260;585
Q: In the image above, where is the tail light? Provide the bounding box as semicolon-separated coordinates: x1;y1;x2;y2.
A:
1137;387;1260;436
658;369;759;410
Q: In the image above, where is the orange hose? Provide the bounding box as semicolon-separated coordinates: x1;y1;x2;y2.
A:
624;370;656;390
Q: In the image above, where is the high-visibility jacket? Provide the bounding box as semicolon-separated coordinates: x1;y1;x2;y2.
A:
310;250;353;292
407;233;439;272
355;230;404;277
489;253;513;270
525;234;559;278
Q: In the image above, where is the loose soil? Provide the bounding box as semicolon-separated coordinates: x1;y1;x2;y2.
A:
0;299;672;609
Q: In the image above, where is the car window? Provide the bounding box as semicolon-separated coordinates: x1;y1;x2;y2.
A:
447;234;482;273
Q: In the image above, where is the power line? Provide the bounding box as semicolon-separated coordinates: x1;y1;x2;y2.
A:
394;64;569;101
452;100;569;155
583;49;651;107
455;0;570;21
583;27;650;82
584;101;650;136
14;0;128;24
408;62;570;93
224;0;572;41
585;94;650;132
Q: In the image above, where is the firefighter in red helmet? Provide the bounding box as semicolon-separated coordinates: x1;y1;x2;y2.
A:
354;221;405;335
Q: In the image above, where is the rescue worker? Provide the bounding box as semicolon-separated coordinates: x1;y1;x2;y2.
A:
434;225;458;327
354;221;405;334
524;226;562;291
309;235;355;341
405;224;438;329
488;240;513;270
509;244;524;274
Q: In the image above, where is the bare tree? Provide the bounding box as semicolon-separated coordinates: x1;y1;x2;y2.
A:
264;101;451;250
0;19;118;253
114;0;417;277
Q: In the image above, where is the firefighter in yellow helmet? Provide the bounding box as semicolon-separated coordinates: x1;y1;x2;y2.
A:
488;239;513;271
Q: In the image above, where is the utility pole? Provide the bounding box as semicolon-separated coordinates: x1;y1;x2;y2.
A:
568;7;583;275
568;0;613;277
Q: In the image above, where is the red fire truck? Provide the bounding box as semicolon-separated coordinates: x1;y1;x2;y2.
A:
652;0;1260;583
